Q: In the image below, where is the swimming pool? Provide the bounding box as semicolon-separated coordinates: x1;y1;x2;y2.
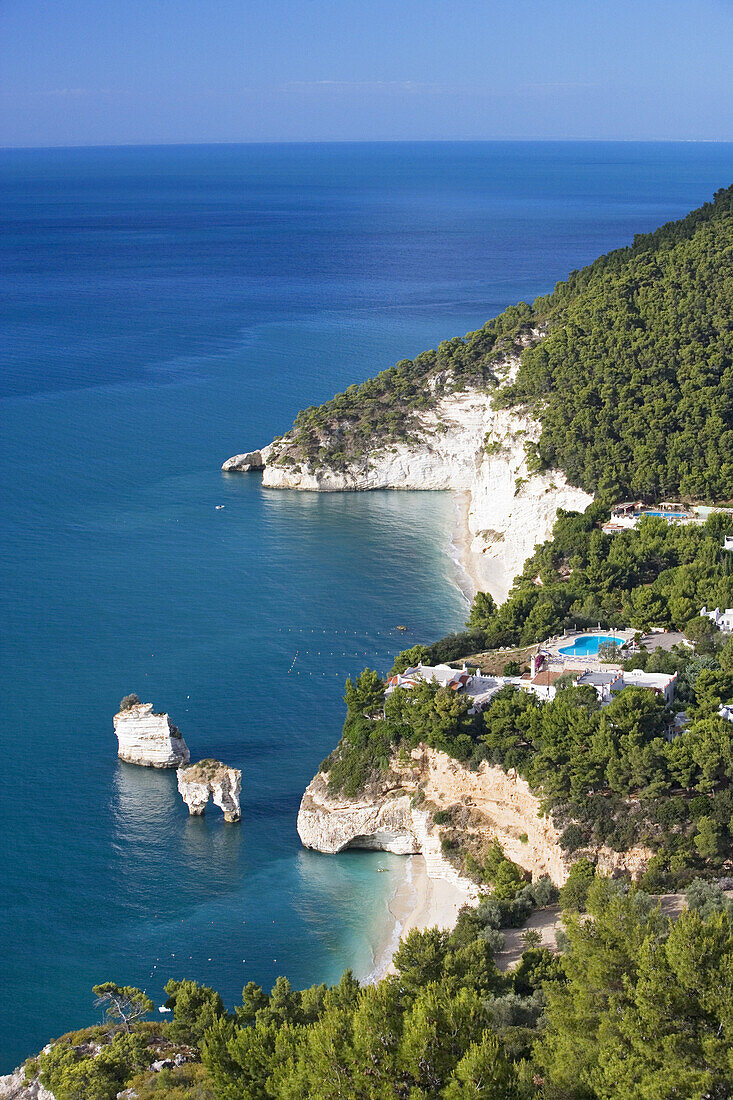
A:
642;511;689;519
558;634;625;657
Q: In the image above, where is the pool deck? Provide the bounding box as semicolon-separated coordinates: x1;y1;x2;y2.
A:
540;628;636;671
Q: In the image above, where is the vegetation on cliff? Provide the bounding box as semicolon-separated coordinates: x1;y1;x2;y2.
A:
29;878;733;1099
467;507;733;648
321;510;733;885
273;184;733;500
276;303;535;470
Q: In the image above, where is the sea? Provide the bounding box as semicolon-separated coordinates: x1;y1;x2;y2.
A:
2;140;733;1070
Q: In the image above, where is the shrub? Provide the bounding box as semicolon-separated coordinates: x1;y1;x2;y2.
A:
559;859;597;912
119;693;141;712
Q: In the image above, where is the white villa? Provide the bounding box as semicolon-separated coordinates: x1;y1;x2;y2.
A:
602;501;696;534
575;667;677;706
385;656;676;712
385;662;563;711
719;703;733;724
701;605;733;633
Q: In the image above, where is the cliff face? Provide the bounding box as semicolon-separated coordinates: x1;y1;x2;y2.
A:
223;337;592;603
0;1067;54;1100
298;746;653;888
114;704;190;769
177;760;242;822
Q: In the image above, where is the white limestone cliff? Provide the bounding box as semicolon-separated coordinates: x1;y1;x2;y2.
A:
221;443;275;472
177;759;242;822
298;746;653;888
222;335;592;602
0;1066;54;1100
114;703;190;768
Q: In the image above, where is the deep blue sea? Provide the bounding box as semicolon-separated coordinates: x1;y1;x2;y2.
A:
2;141;733;1070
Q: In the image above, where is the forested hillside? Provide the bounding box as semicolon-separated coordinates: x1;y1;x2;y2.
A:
322;510;733;882
27;878;733;1099
505;185;733;499
276;185;733;499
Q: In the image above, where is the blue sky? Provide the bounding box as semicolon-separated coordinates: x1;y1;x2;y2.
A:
2;0;732;147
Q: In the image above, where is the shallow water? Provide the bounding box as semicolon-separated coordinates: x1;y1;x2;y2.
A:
2;140;733;1068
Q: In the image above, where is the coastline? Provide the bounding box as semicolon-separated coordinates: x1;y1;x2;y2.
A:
362;493;513;985
450;491;514;606
365;855;475;984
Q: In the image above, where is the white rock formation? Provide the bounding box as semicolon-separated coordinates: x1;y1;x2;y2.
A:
0;1067;54;1100
114;703;190;768
221;443;274;472
223;335;592;602
177;760;242;822
298;746;653;888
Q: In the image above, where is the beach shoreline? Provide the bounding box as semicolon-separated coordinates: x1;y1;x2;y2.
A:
365;855;475;983
362;493;513;985
449;492;513;607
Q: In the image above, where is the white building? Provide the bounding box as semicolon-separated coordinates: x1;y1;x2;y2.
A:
385;663;472;695
385;662;565;712
574;667;677;706
700;606;733;633
718;703;733;724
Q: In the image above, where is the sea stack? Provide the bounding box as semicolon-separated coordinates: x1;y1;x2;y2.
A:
114;699;190;768
177;759;242;822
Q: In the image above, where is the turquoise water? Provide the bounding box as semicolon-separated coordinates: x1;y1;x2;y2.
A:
559;635;625;657
2;141;733;1069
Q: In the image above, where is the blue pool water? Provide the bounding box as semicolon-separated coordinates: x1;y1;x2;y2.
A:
559;634;626;657
2;141;733;1069
643;511;688;518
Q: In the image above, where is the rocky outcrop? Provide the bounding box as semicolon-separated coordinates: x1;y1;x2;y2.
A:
222;335;592;602
298;746;653;888
177;760;242;822
114;703;190;768
0;1067;54;1100
221;443;274;472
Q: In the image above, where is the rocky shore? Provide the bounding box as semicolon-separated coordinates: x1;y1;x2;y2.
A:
298;744;653;970
298;745;653;888
221;339;592;603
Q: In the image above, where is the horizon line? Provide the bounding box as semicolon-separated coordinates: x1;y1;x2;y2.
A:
3;136;733;152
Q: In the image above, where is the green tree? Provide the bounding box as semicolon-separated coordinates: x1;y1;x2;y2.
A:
558;860;596;912
593;910;733;1100
397;984;488;1096
684;615;721;654
467;591;497;632
443;1033;521;1099
392;928;449;997
163;979;226;1043
91;983;153;1034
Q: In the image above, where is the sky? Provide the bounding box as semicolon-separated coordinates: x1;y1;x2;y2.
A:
1;0;732;147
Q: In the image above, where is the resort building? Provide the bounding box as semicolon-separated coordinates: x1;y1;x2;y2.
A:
574;667;677;705
386;663;472;695
385;662;566;711
719;704;733;724
385;649;676;716
700;606;733;633
602;501;696;533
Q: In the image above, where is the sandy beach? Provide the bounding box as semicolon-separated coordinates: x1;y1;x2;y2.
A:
450;491;513;605
366;855;475;982
363;491;517;985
